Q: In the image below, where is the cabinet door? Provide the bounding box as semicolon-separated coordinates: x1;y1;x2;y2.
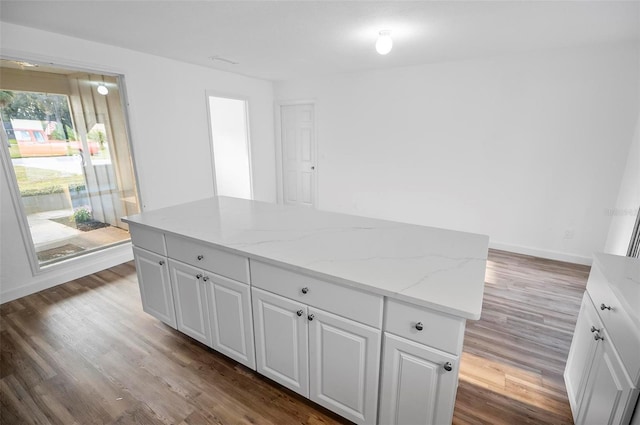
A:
577;332;638;425
206;274;255;369
565;294;601;418
379;333;459;425
169;260;212;346
308;307;381;425
133;246;176;328
252;287;309;397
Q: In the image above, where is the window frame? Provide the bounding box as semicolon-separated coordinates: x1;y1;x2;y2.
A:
0;54;143;275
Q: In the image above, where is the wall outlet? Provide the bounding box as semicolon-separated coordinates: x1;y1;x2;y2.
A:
564;229;575;240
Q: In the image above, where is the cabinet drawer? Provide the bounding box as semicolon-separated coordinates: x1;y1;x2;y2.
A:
384;298;465;355
166;234;249;284
250;260;383;328
587;266;640;383
130;224;166;256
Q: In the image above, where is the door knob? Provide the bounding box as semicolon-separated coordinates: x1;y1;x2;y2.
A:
443;362;453;372
415;322;424;331
158;260;165;266
296;310;303;317
307;314;315;321
196;273;203;279
202;276;209;282
197;255;204;261
311;166;315;170
301;287;309;294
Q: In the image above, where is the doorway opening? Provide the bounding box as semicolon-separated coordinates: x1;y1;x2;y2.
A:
207;95;252;200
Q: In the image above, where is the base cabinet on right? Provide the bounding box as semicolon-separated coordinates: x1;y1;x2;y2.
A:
564;254;640;425
379;333;458;425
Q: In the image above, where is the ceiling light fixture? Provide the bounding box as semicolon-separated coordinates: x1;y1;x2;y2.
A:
97;84;109;96
376;30;393;55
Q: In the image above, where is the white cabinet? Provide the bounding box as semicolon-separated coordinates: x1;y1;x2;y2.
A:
379;334;458;425
565;254;640;425
308;307;380;424
133;246;176;328
565;294;602;415
577;328;636;425
169;260;212;346
206;273;255;369
379;299;465;425
253;287;309;396
252;287;380;425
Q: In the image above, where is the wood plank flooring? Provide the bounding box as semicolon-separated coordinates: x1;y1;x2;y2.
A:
0;249;590;425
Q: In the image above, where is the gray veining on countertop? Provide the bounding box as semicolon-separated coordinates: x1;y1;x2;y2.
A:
123;197;490;320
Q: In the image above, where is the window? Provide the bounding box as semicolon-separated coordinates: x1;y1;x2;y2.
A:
0;59;139;268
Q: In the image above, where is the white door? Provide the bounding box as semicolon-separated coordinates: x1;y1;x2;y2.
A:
308;307;381;425
280;104;316;207
169;260;212;346
252;287;309;397
564;294;601;417
206;273;255;369
379;333;459;425
133;247;176;328
577;330;638;425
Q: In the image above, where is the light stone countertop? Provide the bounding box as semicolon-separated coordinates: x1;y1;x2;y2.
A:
123;196;490;320
593;252;640;330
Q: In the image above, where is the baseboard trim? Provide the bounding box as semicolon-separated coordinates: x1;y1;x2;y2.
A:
0;243;134;304
489;241;592;266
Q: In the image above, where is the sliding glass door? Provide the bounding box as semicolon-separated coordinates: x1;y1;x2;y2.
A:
0;59;139;268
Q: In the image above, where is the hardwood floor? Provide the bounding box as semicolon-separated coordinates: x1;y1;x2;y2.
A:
0;249;590;425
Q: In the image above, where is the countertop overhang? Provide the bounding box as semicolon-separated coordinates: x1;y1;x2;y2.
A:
123;197;489;320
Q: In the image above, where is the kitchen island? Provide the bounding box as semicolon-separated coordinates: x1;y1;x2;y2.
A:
123;196;489;425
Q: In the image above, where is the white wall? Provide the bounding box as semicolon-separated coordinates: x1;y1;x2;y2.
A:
605;114;640;256
0;23;275;302
275;43;639;264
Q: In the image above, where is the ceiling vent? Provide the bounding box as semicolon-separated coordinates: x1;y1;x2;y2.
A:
209;55;239;65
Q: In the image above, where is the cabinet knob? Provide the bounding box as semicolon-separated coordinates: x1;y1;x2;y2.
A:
594;333;604;341
415;322;424;331
443;362;453;372
590;326;601;333
307;314;315;321
202;276;209;282
301;287;309;294
158;260;165;266
296;310;303;317
600;303;611;311
196;273;203;279
197;255;204;261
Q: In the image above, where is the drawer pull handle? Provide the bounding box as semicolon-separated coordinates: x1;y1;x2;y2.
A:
600;303;611;311
197;255;204;261
594;333;604;341
301;287;309;294
415;322;424;331
296;310;303;317
202;276;209;282
307;314;315;321
443;362;453;372
590;326;601;333
158;260;165;266
196;273;203;279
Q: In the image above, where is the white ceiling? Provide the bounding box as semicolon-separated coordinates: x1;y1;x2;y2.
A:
1;1;639;81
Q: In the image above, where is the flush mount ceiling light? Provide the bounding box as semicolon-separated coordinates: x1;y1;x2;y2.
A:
97;84;109;96
376;30;393;55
